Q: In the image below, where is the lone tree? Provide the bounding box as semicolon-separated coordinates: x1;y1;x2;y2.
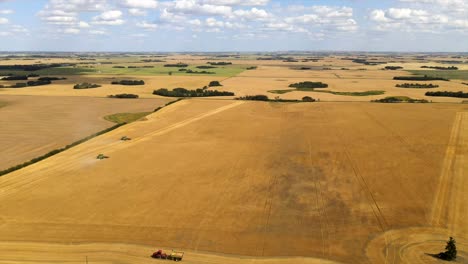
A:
438;237;457;261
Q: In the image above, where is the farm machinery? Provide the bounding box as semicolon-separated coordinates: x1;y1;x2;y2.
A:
151;249;184;261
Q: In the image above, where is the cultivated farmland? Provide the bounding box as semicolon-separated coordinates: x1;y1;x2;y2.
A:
0;99;466;263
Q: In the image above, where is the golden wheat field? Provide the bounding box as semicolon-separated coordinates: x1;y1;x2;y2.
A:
0;98;467;264
0;54;467;264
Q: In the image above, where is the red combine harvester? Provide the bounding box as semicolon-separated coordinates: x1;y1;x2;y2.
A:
151;249;184;262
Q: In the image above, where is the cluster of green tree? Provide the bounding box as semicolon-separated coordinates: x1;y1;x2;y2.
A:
396;83;439;88
38;77;66;81
10;80;53;88
283;59;299;62
393;75;449;81
421;66;458;70
289;81;328;89
185;69;215;74
207;62;232;65
0;122;125;177
112;66;126;68
28;74;40;77
208;81;222;87
256;56;296;61
111;80;145;85
153;88;234;97
196;66;217;69
246;66;257;70
236;95;269;101
350;59;387;65
164;63;189;67
425;91;468;98
0;63;75;71
236;94;316;103
385;66;403;70
2;75;28;80
141;59;165;62
372;96;429;103
107;93;139;99
73;83;101;89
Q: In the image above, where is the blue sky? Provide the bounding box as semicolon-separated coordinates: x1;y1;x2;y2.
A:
0;0;466;52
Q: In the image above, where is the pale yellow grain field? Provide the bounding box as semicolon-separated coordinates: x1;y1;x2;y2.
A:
0;99;466;264
0;95;170;170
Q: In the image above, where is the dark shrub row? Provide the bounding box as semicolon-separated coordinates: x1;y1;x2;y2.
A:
196;66;217;69
421;66;458;70
153;88;234;97
372;96;429;103
107;93;139;99
385;66;403;70
396;83;439;88
289;81;328;89
2;75;28;81
425;91;468;98
208;61;232;65
393;75;449;81
164;63;188;67
74;83;101;89
111;80;145;85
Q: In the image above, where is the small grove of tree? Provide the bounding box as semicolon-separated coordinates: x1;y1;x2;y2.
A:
396;83;439;88
393;75;449;81
107;93;139;99
38;77;66;81
246;66;257;70
185;69;215;74
164;63;188;67
0;63;75;71
425;91;468;98
153;88;234;97
384;66;403;70
302;96;316;102
289;81;328;89
196;66;217;69
111;80;145;85
372;96;429;103
437;237;457;261
207;61;232;65
112;66;126;68
421;66;458;70
2;75;28;81
236;95;269;101
209;81;222;87
73;83;101;89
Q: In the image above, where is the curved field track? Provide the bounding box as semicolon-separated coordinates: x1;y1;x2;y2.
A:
0;95;171;170
0;242;343;264
0;100;466;263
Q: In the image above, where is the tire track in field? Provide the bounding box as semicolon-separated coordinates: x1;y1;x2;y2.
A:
0;101;245;199
307;140;330;257
317;105;392;264
431;112;466;232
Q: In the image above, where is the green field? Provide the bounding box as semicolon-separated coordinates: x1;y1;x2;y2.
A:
104;112;152;124
408;70;468;80
1;64;246;77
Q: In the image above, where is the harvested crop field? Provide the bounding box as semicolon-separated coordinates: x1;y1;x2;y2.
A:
0;95;171;170
0;99;466;263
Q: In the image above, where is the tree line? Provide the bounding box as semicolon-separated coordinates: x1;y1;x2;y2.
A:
425;91;468;98
111;80;145;85
396;83;439;88
153;87;234;97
